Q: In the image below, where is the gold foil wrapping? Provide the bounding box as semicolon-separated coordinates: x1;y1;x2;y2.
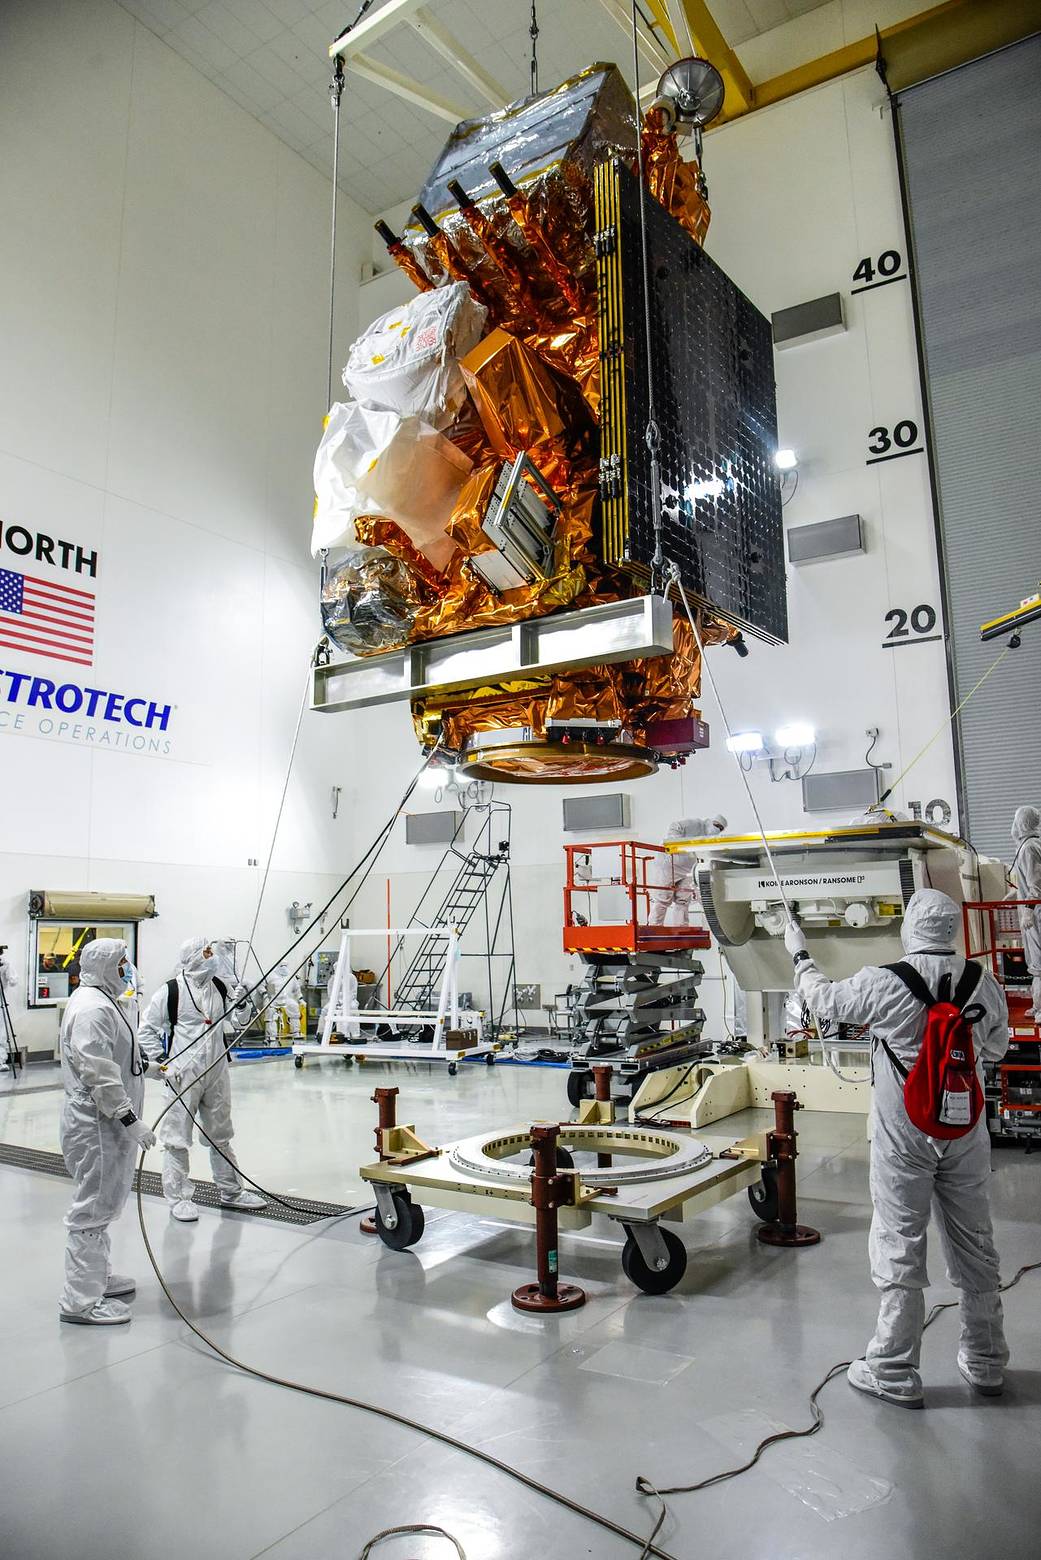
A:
640;109;712;247
413;611;726;759
345;68;726;772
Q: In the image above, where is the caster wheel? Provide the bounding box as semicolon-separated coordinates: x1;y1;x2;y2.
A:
293;1056;303;1070
747;1163;780;1223
485;1053;496;1066
342;1056;354;1067
566;1070;589;1108
375;1191;425;1251
621;1228;687;1295
528;1148;575;1170
447;1062;458;1076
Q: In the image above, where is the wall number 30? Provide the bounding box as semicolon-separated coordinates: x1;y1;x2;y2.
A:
885;604;937;638
868;420;919;455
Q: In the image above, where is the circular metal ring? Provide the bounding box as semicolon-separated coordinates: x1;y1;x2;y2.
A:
448;1123;712;1187
456;741;658;785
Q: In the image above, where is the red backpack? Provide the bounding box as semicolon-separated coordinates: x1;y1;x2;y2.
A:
877;961;987;1139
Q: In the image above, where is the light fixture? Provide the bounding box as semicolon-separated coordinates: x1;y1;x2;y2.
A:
726;730;764;755
775;721;815;748
774;449;798;472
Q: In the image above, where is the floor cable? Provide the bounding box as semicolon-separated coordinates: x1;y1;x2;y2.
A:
133;1173;677;1560
360;1526;465;1559
633;1257;1041;1558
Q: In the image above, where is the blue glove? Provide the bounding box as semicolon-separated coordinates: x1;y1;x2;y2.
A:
784;918;808;958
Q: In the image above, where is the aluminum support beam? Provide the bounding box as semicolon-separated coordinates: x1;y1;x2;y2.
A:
595;0;673;73
408;7;509;108
313;595;674;713
348;52;467;123
330;0;426;58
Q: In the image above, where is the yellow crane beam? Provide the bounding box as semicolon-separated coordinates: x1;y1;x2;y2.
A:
717;0;1041;126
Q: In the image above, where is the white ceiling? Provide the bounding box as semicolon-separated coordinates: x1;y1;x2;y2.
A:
115;0;835;214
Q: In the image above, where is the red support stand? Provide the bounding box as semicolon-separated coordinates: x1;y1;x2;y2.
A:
512;1124;587;1313
756;1090;821;1248
592;1064;613;1169
361;1086;400;1235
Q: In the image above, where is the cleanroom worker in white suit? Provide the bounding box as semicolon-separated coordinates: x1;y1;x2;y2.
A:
646;815;726;926
265;961;303;1042
785;888;1009;1407
138;936;266;1222
0;947;17;1070
1009;805;1041;1019
319;952;360;1039
59;938;161;1325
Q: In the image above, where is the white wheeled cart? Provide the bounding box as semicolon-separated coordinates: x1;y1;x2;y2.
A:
292;925;493;1075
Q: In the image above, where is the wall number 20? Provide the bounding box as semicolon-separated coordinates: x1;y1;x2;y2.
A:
885;604;937;638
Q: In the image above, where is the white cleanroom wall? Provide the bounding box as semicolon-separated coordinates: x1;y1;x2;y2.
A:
0;0;370;1053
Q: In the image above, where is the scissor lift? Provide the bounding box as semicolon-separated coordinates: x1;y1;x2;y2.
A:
964;898;1041;1146
563;841;712;1105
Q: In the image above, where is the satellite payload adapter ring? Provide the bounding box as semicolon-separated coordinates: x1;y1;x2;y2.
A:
448;1122;713;1188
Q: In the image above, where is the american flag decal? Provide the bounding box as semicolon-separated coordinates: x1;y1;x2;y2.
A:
0;568;96;668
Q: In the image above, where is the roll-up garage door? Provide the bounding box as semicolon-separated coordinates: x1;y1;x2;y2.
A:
896;34;1041;858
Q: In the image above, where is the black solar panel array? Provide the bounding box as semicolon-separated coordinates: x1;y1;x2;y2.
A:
596;158;787;644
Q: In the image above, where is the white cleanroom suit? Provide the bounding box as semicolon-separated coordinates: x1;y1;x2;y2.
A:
265;962;303;1042
786;889;1009;1404
138;937;265;1221
0;948;16;1069
59;939;161;1323
1010;805;1041;1019
646;816;726;926
319;953;360;1039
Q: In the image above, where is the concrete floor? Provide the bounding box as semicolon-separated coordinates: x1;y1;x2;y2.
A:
1;1055;1040;1560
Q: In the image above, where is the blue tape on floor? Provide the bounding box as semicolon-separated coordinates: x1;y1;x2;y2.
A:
231;1047;293;1060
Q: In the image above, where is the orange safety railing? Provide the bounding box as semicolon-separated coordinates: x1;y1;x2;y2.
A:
563;841;710;955
963;899;1041;1135
962;898;1041;1035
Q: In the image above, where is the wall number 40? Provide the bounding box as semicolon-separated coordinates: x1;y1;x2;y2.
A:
885;604;937;638
853;250;904;286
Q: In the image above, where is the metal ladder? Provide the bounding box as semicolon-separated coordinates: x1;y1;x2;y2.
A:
393;840;508;1013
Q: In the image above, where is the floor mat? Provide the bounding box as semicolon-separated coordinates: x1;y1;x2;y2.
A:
0;1143;356;1226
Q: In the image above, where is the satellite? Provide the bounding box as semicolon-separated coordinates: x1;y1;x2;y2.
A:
313;60;784;785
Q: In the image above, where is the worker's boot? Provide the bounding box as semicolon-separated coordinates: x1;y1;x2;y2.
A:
60;1298;132;1326
857;1287;925;1407
847;1358;924;1409
957;1291;1008;1396
957;1353;1004;1396
219;1188;267;1210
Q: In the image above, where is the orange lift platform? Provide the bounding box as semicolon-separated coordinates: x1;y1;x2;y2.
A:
563;840;711;956
964;898;1041;1147
561;841;714;1106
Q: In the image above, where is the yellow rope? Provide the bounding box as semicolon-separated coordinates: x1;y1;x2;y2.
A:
879;643;1013;803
